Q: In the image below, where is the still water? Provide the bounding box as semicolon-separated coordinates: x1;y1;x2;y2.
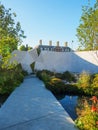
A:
57;95;78;120
0;94;9;108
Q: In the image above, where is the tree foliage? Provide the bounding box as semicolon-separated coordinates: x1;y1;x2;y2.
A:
0;3;25;57
77;0;98;50
19;44;32;51
0;3;27;95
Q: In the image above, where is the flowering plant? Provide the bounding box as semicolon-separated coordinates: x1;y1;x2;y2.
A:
75;96;98;130
90;96;98;112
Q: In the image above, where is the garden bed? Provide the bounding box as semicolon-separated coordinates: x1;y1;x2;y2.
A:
36;69;98;130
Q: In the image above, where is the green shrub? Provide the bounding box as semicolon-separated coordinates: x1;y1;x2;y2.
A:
62;71;76;82
0;64;26;94
41;72;50;83
75;107;98;130
30;62;35;72
22;70;28;76
76;72;98;96
36;48;41;56
36;70;43;80
0;73;16;94
91;74;98;96
45;78;66;94
65;83;80;95
54;73;63;79
42;70;54;76
36;70;53;80
77;71;92;95
75;96;98;130
36;70;98;96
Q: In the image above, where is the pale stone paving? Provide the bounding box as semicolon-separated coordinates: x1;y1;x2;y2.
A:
0;75;78;130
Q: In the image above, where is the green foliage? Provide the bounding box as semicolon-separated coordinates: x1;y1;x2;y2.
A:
77;72;98;96
28;46;33;50
77;71;92;95
0;64;27;94
36;70;54;80
46;78;66;94
75;96;98;130
30;62;35;72
41;72;50;83
36;70;66;94
65;84;80;95
36;48;41;56
75;107;98;130
0;3;26;71
36;70;51;82
19;45;27;51
0;3;27;95
36;70;98;96
62;71;76;82
77;0;98;50
19;44;32;51
36;70;42;80
91;74;98;96
0;3;25;57
54;73;64;79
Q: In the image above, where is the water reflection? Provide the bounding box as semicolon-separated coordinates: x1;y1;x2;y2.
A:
57;95;78;120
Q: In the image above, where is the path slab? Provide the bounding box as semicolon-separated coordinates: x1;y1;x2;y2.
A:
0;76;78;130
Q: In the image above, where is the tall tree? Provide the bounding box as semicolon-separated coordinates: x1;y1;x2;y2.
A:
77;0;98;51
0;3;26;57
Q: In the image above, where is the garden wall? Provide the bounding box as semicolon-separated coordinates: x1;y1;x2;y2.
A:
11;50;98;74
35;51;98;73
11;49;38;74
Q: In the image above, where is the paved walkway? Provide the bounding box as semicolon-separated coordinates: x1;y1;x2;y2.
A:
0;75;77;130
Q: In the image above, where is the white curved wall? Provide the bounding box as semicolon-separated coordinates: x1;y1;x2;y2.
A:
11;49;38;74
11;50;98;74
35;51;98;73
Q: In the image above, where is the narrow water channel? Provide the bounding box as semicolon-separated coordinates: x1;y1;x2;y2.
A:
0;94;9;108
56;95;78;120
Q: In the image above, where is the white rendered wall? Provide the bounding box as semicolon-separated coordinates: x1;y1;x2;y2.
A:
11;49;38;74
11;50;98;74
35;51;98;73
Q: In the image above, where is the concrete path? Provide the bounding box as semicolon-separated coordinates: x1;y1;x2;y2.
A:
0;75;77;130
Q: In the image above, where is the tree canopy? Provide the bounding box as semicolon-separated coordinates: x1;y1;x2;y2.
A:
0;3;26;57
19;44;32;51
77;0;98;51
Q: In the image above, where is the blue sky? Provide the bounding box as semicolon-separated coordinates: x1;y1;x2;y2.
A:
1;0;96;50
